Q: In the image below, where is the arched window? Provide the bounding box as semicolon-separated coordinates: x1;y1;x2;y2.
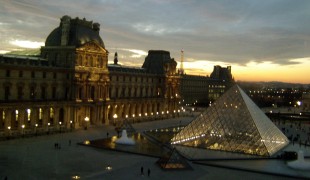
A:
4;86;10;100
26;109;31;125
90;86;95;99
15;110;19;122
49;107;54;125
39;108;43;120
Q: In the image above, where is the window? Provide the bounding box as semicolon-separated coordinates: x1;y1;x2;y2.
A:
43;72;46;78
41;87;46;99
31;71;35;78
115;88;118;98
65;87;69;100
19;71;23;77
30;86;35;99
90;86;95;99
15;110;19;121
53;72;57;79
52;87;56;99
2;111;5;123
17;86;23;100
121;87;125;97
49;108;54;118
6;70;10;77
49;107;54;124
78;87;82;99
4;87;10;100
39;108;43;120
27;109;31;121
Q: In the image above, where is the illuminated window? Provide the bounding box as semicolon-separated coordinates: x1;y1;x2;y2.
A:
49;108;54;118
2;111;5;120
27;109;31;121
15;110;19;121
39;108;43;120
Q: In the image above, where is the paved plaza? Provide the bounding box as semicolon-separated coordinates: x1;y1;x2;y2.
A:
0;116;309;180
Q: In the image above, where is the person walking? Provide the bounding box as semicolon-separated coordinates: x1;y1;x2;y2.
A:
147;168;151;177
140;166;144;176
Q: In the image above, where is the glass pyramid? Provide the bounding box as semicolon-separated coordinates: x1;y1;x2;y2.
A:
157;148;192;170
171;85;289;157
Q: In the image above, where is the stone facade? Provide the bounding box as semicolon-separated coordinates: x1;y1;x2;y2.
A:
180;66;234;105
0;15;232;138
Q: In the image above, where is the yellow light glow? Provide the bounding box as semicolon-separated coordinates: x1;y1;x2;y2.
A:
10;40;44;49
181;58;310;84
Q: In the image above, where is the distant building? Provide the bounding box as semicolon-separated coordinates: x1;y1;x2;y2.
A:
302;94;310;112
180;65;234;105
0;15;233;137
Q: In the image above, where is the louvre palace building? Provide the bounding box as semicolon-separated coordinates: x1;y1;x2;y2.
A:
0;16;234;138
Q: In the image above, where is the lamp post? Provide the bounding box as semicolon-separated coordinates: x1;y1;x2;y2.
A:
113;114;117;126
7;126;11;139
70;120;73;131
47;122;50;134
21;124;25;137
35;123;38;136
84;117;89;130
59;121;62;133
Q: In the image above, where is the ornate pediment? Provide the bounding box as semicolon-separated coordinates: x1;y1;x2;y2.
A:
77;41;108;53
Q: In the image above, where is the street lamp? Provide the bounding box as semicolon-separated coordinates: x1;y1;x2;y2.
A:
59;121;62;132
47;122;50;134
7;126;11;139
21;124;25;137
70;120;73;131
84;117;89;130
297;101;301;107
35;123;38;136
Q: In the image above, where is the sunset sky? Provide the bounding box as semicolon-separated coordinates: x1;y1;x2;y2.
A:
1;0;310;84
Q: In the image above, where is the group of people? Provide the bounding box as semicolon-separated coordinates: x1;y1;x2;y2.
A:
54;142;61;149
141;166;151;177
54;140;71;149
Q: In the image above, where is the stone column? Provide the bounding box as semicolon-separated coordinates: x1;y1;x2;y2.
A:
104;105;109;125
42;107;49;131
54;107;59;128
4;109;11;135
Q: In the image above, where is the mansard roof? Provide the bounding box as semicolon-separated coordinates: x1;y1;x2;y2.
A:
45;16;104;48
108;64;147;74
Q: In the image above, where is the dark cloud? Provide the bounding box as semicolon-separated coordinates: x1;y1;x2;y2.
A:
1;0;310;67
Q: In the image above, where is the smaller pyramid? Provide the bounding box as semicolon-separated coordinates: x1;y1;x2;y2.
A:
157;148;192;170
171;85;289;157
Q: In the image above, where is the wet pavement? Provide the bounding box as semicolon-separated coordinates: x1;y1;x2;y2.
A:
0;116;309;179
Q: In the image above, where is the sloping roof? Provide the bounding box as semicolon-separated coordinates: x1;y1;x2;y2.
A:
157;148;192;170
45;17;104;47
171;84;289;157
108;64;146;74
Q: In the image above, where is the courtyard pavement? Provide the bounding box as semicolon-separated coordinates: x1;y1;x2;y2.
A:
0;116;309;180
